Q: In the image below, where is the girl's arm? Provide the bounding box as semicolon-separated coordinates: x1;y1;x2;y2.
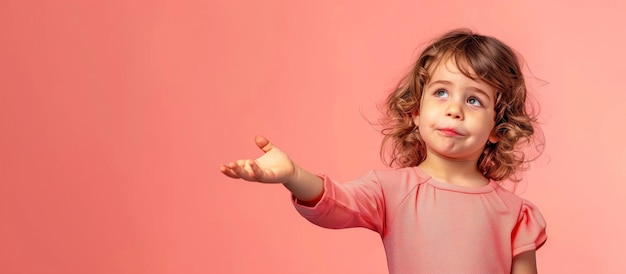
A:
511;251;537;274
220;136;324;204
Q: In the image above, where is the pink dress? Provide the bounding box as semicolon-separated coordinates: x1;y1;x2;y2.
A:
293;167;547;273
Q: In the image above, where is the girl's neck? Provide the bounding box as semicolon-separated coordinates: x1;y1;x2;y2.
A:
418;155;489;187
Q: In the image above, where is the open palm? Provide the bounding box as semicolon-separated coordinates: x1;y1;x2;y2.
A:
220;136;296;184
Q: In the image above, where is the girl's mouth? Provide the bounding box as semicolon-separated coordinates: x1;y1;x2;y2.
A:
439;128;462;137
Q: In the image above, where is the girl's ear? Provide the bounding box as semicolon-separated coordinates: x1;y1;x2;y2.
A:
412;109;420;126
488;130;499;144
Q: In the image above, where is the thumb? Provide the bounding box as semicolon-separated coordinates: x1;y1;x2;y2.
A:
255;135;274;153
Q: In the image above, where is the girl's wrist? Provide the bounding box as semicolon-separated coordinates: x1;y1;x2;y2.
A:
282;164;301;186
281;164;324;203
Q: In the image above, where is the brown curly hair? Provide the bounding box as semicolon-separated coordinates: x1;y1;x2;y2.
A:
380;29;542;182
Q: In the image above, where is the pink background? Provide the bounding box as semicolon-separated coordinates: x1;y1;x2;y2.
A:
2;0;625;273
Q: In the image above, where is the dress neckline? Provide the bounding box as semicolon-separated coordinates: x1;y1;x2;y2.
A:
412;166;497;194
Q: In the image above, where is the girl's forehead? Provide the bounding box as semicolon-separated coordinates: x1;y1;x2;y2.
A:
427;57;478;85
428;54;475;77
426;54;497;91
426;56;497;98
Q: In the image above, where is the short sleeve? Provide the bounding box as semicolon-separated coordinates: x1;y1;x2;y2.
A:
511;200;547;256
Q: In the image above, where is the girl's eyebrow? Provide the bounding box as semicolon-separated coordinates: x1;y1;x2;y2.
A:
468;86;493;101
426;80;452;88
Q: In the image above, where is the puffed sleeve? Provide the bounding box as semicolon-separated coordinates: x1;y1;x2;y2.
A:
511;200;547;256
292;171;385;234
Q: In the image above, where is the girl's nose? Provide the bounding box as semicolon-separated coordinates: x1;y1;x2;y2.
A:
445;101;464;120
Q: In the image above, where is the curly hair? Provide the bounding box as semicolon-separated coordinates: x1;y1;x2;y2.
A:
380;29;542;182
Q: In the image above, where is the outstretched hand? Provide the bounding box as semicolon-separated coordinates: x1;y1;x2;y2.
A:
220;136;297;184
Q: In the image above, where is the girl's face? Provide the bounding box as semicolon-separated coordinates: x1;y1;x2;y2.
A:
414;57;498;163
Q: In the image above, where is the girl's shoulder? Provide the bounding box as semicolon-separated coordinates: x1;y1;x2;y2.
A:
493;182;533;203
492;183;546;221
367;166;430;186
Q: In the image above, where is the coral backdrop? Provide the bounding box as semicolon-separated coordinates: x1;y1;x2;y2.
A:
2;1;625;273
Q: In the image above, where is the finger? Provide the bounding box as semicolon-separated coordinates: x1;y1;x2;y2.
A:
255;135;274;153
224;160;254;179
249;160;274;182
236;160;266;182
234;160;256;180
220;164;242;179
222;161;249;175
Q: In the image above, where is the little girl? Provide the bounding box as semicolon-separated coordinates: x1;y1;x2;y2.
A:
220;29;547;273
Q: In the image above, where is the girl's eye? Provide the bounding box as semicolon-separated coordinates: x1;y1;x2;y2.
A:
435;89;448;98
467;97;483;107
